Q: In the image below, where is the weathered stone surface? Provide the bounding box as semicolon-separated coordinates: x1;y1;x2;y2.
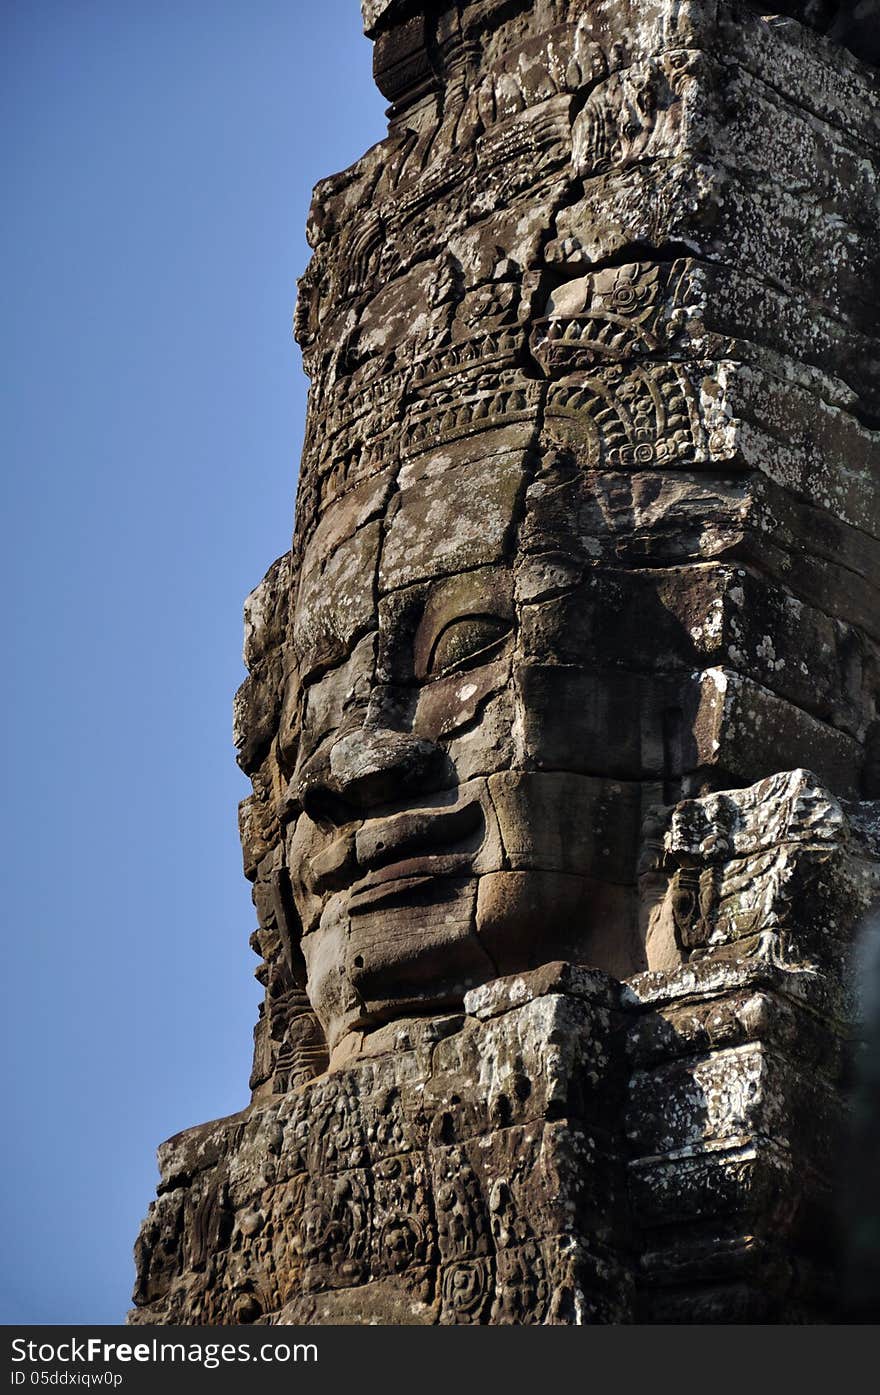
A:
640;768;880;971
132;971;632;1325
137;782;879;1323
134;0;880;1325
626;773;879;1319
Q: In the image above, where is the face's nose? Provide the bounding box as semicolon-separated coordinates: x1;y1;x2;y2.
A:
293;724;447;826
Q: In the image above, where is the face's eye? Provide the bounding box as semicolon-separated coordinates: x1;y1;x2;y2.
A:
426;615;511;678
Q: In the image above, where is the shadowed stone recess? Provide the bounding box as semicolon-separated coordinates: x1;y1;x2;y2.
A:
132;0;880;1324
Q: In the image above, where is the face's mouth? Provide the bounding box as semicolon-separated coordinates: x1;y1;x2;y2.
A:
305;795;484;906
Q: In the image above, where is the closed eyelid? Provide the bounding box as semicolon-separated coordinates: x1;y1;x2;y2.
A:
424;613;512;679
411;566;514;677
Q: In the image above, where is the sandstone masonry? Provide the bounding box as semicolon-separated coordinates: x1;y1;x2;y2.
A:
132;1;880;1324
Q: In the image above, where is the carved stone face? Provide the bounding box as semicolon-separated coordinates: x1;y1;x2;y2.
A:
280;422;654;1053
243;0;879;1060
277;244;878;1050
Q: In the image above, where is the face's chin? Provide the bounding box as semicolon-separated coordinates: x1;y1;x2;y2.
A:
293;773;645;1051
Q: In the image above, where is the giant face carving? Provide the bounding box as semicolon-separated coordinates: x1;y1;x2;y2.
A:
281;427;654;1051
239;0;878;1063
283;477;645;1050
271;284;873;1054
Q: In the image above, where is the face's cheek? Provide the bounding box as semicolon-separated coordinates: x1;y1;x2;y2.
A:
472;767;644;979
485;770;642;882
288;632;378;776
453;635;647;978
412;656;515;781
515;661;625;773
286;813;328;937
300;897;364;1052
474;866;640;980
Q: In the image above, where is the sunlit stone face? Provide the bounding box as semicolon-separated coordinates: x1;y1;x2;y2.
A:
280;430;647;1052
239;0;879;1061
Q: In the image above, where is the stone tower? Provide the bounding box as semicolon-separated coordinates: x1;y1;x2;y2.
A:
132;1;880;1324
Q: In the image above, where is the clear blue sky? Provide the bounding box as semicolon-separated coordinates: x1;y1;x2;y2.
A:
1;0;386;1324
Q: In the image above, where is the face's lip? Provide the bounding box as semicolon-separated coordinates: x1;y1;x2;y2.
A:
305;796;483;897
347;854;475;913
